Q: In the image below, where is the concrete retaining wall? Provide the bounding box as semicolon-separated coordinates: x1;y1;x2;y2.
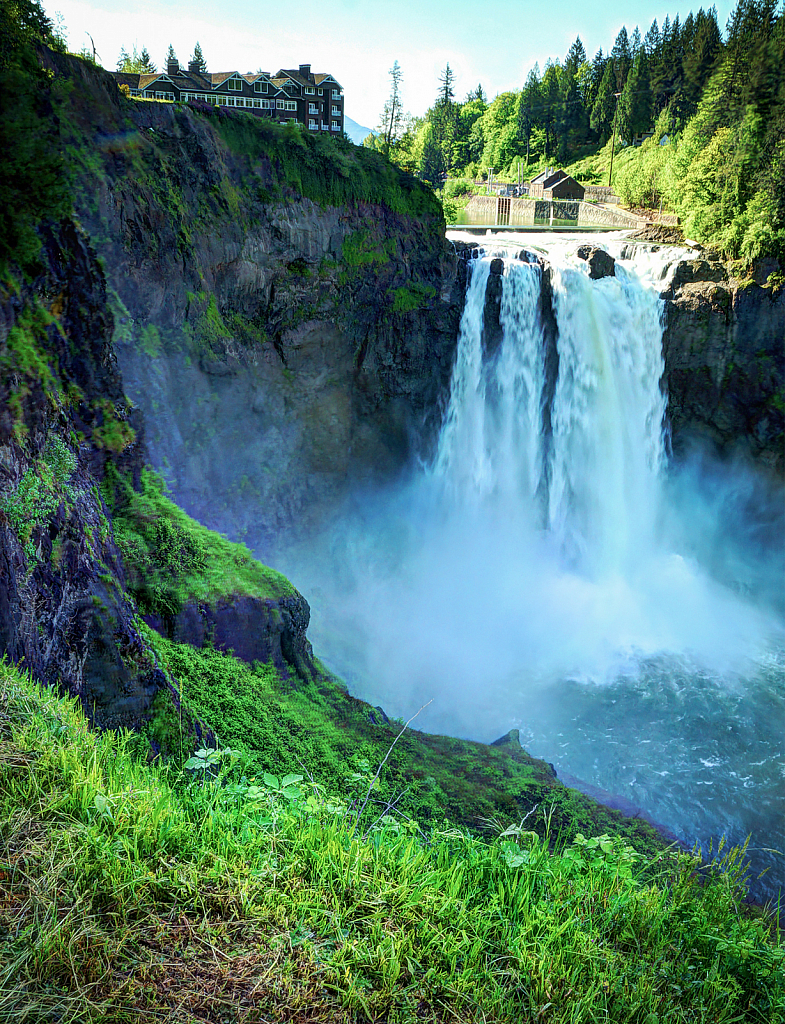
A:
462;195;645;229
577;202;642;228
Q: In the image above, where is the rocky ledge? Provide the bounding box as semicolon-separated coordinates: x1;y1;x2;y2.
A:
661;255;784;472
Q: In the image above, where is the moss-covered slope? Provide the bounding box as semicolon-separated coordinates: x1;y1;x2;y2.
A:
1;662;782;1023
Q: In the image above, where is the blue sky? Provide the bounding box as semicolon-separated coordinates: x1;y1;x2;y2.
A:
46;0;737;128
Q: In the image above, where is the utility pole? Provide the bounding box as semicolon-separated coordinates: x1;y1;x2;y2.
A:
607;92;622;190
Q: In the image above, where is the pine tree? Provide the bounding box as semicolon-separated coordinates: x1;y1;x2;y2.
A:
190;41;207;72
117;47;130;72
644;20;660;57
516;66;541;164
165;43;177;69
138;47;156;73
378;60;404;153
610;26;632;90
591;60;617;141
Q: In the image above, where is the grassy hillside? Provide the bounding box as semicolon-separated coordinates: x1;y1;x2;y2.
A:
1;662;782;1022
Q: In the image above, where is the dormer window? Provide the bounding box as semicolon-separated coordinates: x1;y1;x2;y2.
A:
228;78;241;90
254;81;267;93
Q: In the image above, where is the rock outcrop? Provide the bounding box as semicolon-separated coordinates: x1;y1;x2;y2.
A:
661;258;785;472
0;223;160;728
39;50;466;559
576;245;616;280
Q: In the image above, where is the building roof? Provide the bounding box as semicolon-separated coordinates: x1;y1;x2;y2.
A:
114;72;140;87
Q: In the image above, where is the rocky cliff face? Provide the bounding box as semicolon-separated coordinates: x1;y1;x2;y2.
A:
661;257;784;473
42;50;466;557
0;223;160;728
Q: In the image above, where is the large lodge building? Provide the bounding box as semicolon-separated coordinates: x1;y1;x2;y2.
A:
113;60;345;135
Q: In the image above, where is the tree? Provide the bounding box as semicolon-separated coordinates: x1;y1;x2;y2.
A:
619;49;652;141
438;63;455;105
165;43;177;69
610;25;632;90
382;60;403;151
591;60;617;141
516;66;541;164
139;47;156;73
117;44;156;74
432;63;457;175
0;0;70;267
190;41;207;72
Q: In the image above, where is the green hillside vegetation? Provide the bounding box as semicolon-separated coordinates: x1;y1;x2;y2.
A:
2;663;783;1022
371;0;784;261
105;468;295;619
1;4;783;1019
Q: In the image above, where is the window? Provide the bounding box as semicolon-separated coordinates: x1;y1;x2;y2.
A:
154;90;174;100
317;88;323;95
309;104;318;114
332;106;340;116
254;81;267;93
277;99;296;111
305;86;315;95
260;98;274;109
332;121;340;131
228;78;241;91
332;89;341;98
309;119;317;129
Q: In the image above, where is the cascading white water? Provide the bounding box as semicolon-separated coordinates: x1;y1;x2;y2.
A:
281;232;784;905
548;260;666;576
434;251;668;579
435;259;546;510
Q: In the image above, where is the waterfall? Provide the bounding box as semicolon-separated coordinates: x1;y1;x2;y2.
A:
435;248;667;580
283;234;784;906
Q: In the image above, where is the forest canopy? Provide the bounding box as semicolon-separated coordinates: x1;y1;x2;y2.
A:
369;0;785;261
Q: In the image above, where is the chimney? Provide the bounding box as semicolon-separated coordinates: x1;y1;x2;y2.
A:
167;59;179;76
188;59;200;72
299;63;311;81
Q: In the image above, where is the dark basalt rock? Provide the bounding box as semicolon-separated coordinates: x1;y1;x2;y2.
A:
482;266;504;356
576;245;616;279
661;265;785;472
144;592;315;679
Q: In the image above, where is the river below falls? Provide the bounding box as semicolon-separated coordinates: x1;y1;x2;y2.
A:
278;231;785;908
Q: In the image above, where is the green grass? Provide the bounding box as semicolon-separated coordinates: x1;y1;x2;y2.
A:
144;631;687;860
0;662;782;1022
105;467;295;619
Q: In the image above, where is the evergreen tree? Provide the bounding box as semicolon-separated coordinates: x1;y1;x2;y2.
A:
378;60;404;153
117;47;130;72
619;49;653;140
516;66;541;164
682;8;723;116
644;19;660;57
165;43;177;69
419;125;445;184
558;38;589;157
138;47;156;73
610;26;632;90
540;60;561;156
190;41;207;72
432;64;457;174
591;60;617;141
586;49;606;113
